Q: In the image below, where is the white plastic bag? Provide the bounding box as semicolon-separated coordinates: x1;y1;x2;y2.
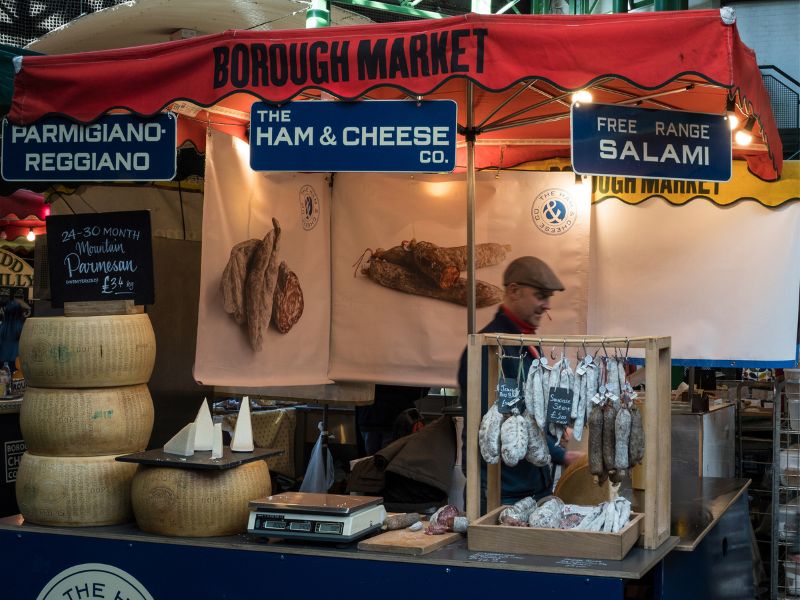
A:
299;423;334;493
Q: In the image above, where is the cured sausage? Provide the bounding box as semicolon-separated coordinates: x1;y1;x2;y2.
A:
364;259;503;307
573;373;589;441
384;512;421;531
272;261;304;333
500;412;528;467
372;243;416;269
524;362;538;418
629;404;645;465
479;403;503;464
221;238;259;325
244;226;278;352
606;357;620;401
602;404;618;474
411;241;461;289
524;413;550;467
614;406;632;472
588;404;605;483
532;365;547;430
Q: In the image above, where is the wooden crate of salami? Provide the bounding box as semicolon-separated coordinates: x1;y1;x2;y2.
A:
465;334;671;552
470;507;644;560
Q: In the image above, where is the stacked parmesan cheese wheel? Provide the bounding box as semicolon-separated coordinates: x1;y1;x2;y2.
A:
15;313;156;526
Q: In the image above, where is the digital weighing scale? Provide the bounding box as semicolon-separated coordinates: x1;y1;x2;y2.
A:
247;492;386;543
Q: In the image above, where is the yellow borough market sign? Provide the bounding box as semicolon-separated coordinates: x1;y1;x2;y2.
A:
0;248;34;288
516;158;798;208
591;159;800;207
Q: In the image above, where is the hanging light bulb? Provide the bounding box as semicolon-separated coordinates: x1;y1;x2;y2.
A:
26;228;35;242
725;96;740;130
734;116;756;146
572;89;593;104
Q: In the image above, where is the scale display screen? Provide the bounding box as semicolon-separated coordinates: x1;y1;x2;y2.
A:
253;514;342;536
315;522;343;535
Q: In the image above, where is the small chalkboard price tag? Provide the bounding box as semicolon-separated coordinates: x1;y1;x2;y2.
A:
46;210;154;308
547;387;574;425
496;378;525;414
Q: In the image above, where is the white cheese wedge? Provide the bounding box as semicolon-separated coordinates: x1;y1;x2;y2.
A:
193;399;214;451
230;396;254;452
211;423;223;459
164;422;196;456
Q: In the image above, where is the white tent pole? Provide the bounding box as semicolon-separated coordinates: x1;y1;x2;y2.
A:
466;81;477;335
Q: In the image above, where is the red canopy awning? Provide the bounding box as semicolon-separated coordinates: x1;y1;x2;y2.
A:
0;189;47;242
8;10;782;180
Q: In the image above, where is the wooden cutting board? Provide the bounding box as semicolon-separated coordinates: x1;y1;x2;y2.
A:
358;527;461;556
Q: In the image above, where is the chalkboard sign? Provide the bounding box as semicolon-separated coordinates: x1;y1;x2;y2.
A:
496;378;525;415
547;387;573;426
46;211;154;307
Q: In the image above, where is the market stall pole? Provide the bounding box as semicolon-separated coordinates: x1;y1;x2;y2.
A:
465;334;671;551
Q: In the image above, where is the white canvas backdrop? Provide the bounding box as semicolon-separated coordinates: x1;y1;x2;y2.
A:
329;171;591;387
589;198;800;364
194;131;332;386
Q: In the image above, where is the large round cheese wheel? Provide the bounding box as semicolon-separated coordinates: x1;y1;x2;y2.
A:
16;453;137;526
20;385;154;456
131;460;271;537
19;314;156;388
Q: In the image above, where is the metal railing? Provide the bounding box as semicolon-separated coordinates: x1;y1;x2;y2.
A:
760;65;800;161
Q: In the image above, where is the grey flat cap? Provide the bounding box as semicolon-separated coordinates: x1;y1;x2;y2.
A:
503;256;565;291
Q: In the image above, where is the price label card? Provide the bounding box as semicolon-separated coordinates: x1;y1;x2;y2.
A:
46;210;154;307
547;387;573;425
496;378;525;415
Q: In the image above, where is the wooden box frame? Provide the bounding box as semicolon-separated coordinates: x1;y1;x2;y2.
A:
466;334;671;551
470;508;644;560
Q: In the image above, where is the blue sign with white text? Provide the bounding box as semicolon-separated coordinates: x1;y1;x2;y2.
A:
571;103;731;182
2;113;177;182
250;100;457;172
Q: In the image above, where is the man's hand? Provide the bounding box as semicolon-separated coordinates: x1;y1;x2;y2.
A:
560;427;574;445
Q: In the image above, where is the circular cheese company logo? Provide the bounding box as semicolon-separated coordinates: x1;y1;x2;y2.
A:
37;563;154;600
531;188;577;235
299;185;320;231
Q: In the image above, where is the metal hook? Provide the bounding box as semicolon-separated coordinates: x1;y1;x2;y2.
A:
550;346;557;360
624;338;630;363
601;339;609;358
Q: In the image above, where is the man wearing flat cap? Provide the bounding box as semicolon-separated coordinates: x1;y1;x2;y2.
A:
457;256;583;505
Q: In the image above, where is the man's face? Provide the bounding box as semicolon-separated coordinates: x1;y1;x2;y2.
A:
507;283;553;326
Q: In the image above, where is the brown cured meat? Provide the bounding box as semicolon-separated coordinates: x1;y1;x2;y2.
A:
373;241;511;275
602;404;618;474
245;229;275;351
245;219;281;351
441;243;512;271
588;404;604;482
411;241;460;289
373;244;415;269
364;259;502;308
221;238;259;325
272;261;304;334
628;405;645;465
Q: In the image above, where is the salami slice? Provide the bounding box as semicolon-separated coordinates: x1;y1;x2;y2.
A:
272;261;304;333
